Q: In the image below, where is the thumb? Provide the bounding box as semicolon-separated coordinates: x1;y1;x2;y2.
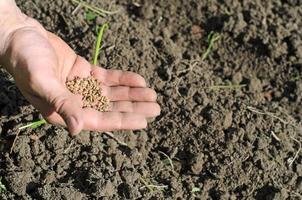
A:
21;78;84;135
50;92;84;136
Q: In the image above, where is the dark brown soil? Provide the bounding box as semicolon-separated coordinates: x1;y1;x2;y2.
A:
1;0;302;199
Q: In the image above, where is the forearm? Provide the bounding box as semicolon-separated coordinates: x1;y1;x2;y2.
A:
0;0;27;68
0;0;49;78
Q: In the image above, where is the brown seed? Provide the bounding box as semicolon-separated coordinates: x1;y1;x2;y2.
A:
66;76;110;111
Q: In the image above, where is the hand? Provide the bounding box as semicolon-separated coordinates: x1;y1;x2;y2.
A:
1;17;160;135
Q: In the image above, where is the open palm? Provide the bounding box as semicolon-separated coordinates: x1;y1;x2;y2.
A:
5;18;160;135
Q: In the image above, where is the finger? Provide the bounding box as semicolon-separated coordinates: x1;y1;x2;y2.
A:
91;67;147;87
36;79;84;135
103;86;157;102
23;89;83;136
82;109;147;131
24;94;66;126
32;98;152;132
50;93;84;135
45;109;148;132
109;101;161;117
43;111;65;126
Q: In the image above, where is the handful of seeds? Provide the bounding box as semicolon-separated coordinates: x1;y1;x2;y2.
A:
66;76;110;112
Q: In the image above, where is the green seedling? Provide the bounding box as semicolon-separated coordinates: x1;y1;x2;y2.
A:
162;159;171;166
159;151;174;170
202;31;221;61
139;177;168;192
206;84;246;90
191;187;201;193
71;0;119;17
0;177;6;193
18;119;47;130
85;11;98;21
93;23;109;66
291;75;301;81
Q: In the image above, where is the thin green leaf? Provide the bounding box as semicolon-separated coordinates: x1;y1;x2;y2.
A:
19;119;47;130
191;187;201;193
159;151;174;170
162;159;171;165
93;23;109;65
71;0;120;17
202;31;221;61
0;177;7;193
85;11;97;21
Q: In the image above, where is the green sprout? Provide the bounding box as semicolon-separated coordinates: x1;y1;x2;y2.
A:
291;75;301;81
159;151;174;170
18;119;47;130
85;11;98;21
191;187;201;193
205;84;246;90
139;177;168;192
201;31;221;61
93;23;109;65
71;0;120;17
0;177;7;193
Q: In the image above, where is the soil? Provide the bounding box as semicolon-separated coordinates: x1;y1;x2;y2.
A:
1;0;302;199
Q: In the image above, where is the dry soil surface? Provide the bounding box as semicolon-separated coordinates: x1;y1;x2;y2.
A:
1;0;302;199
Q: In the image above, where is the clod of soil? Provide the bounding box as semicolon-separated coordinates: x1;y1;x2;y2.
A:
66;76;109;112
